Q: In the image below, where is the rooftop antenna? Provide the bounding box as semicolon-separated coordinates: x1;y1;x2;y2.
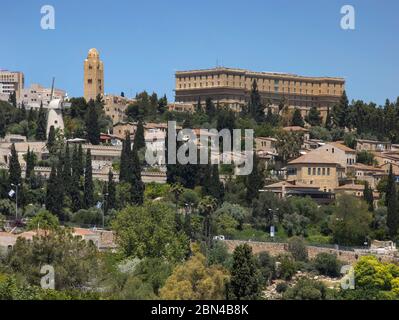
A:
50;77;55;101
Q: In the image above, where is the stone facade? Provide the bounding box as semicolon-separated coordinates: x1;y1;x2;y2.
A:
175;67;345;117
84;48;104;102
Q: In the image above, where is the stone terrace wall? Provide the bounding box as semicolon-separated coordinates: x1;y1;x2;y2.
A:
224;240;398;264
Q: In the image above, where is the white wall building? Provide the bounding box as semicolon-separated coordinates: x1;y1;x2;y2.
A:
20;83;66;108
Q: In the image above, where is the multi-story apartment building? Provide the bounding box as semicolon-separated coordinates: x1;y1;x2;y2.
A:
20;83;66;108
175;67;345;118
84;48;104;102
0;70;24;101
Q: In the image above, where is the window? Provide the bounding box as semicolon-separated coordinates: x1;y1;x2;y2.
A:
332;148;335;153
322;168;326;175
87;79;92;84
308;168;311;175
317;168;321;175
327;168;330;175
313;168;316;175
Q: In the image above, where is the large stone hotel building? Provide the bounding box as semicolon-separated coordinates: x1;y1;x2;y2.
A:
175;67;345;118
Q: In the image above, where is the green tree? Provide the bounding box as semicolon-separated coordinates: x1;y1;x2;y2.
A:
283;278;329;300
25;147;36;181
386;164;399;238
35;103;47;141
85;99;100;145
199;196;218;246
313;253;341;277
329;194;372;246
133;120;146;150
229;244;262;300
27;210;59;230
45;164;63;218
8;143;21;187
245;153;264;204
160;246;229;300
8;91;17;107
305;106;322;126
363;181;374;212
287;236;308;262
112;202;190;262
83;149;94;209
46;125;57;155
205;97;216;118
131;142;144;205
119;132;133;183
107;169;116;210
248;80;264;122
291;108;305;127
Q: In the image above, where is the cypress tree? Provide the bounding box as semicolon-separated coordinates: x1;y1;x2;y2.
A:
25;147;35;180
196;97;202;113
119;132;133;183
131;143;144;205
9;143;21;187
209;164;224;203
107;169;116;210
230;244;262;300
325;106;333;130
83;149;94;208
63;145;72;194
386;164;399;238
291;108;305;127
70;145;82;212
363;181;374;212
45;163;64;218
47;125;57;155
86;99;100;145
35;102;47;141
134;120;146;150
205;97;216;119
248;80;264;122
245;152;264;204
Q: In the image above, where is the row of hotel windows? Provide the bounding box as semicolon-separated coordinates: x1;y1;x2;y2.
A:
308;167;331;176
177;77;342;89
178;82;341;95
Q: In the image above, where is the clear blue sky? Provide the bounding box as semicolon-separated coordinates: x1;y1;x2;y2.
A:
1;0;398;105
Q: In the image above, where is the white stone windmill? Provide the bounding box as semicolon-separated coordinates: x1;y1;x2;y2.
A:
46;78;70;137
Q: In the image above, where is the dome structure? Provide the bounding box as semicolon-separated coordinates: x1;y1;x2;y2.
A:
87;48;99;58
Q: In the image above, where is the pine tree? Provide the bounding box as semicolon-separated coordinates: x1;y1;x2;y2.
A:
35;102;47;141
332;91;349;128
86;99;100;145
363;181;374;212
134;120;146;150
157;94;168;114
386;164;399;238
245;152;264;204
47;125;57;155
9;143;21;187
291;108;305;127
306;106;322;127
229;244;262;300
83;149;94;208
107;169;116;210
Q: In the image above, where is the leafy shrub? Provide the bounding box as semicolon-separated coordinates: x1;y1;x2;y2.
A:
288;236;308;261
276;282;288;293
313;253;341;277
277;254;297;280
283;278;328;300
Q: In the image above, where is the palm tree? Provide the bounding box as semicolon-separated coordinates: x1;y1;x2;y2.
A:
171;183;184;208
199;196;218;247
